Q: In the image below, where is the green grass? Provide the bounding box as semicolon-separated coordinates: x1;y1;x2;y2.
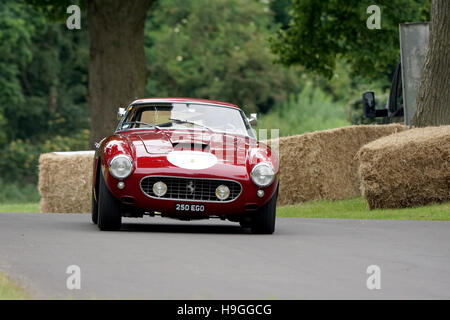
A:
277;197;450;220
1;197;449;221
0;273;28;300
0;203;40;213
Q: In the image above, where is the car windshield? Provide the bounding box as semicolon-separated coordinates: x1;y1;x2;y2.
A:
118;103;254;137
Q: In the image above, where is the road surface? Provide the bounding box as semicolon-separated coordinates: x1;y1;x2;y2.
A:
0;212;449;299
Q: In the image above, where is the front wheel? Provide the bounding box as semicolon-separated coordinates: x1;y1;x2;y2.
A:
251;186;278;234
91;189;98;224
97;173;122;231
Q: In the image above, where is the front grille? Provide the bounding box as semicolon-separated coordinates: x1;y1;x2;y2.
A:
140;176;242;202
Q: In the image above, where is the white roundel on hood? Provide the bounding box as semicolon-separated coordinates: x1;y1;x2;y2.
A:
166;151;217;170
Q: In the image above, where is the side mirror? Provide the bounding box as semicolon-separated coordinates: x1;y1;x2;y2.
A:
362;91;376;118
117;107;126;120
248;113;258;126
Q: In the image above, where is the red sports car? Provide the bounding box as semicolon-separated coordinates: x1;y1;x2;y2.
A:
92;98;279;234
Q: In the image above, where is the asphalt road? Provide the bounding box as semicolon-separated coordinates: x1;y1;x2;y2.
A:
0;212;449;299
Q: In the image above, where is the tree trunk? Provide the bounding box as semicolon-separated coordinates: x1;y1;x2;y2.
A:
412;0;450;127
87;0;154;146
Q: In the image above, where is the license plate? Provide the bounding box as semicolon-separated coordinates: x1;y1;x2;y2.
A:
175;203;205;212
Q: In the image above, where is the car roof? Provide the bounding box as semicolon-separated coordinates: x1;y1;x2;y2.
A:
130;97;241;110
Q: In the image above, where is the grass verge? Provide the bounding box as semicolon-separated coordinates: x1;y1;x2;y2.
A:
0;203;40;213
1;197;449;221
0;273;28;300
277;197;450;220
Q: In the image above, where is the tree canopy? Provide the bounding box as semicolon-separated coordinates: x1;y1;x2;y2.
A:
0;0;88;183
270;0;429;79
145;0;301;113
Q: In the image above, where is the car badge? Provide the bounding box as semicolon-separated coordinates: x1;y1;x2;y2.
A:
186;181;195;195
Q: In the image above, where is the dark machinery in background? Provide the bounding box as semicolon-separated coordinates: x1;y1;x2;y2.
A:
362;22;429;125
362;63;404;122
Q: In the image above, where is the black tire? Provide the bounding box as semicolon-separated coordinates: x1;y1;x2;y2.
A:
251;186;278;234
97;173;122;231
239;220;252;228
91;188;98;224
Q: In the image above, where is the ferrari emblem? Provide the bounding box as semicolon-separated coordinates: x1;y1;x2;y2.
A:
186;181;195;195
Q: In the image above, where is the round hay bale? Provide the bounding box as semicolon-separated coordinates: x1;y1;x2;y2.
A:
38;151;95;213
357;126;450;209
266;124;407;206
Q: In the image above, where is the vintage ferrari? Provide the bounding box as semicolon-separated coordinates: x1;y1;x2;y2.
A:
92;98;279;234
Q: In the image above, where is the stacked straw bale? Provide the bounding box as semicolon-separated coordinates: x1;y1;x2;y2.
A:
39;151;95;213
357;126;450;209
38;124;409;213
267;124;407;206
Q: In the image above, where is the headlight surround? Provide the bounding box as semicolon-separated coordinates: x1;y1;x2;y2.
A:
251;163;275;187
109;154;133;179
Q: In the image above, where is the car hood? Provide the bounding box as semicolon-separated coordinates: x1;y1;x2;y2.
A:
132;130;249;161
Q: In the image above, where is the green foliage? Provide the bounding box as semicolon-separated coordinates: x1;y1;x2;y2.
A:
0;0;89;187
0;113;7;145
270;0;292;29
2;22;89;142
0;0;35;109
23;0;83;22
257;83;349;137
270;0;429;79
0;179;40;204
0;0;89;142
145;0;301;113
0;129;89;184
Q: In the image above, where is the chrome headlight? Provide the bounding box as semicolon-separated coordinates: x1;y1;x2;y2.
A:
251;163;274;187
109;155;133;179
215;185;230;201
153;181;167;197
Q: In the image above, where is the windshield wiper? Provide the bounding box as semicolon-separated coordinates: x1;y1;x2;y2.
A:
121;121;173;142
169;118;213;133
121;121;162;130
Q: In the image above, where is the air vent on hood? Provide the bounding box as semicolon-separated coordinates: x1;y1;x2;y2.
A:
172;142;210;151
